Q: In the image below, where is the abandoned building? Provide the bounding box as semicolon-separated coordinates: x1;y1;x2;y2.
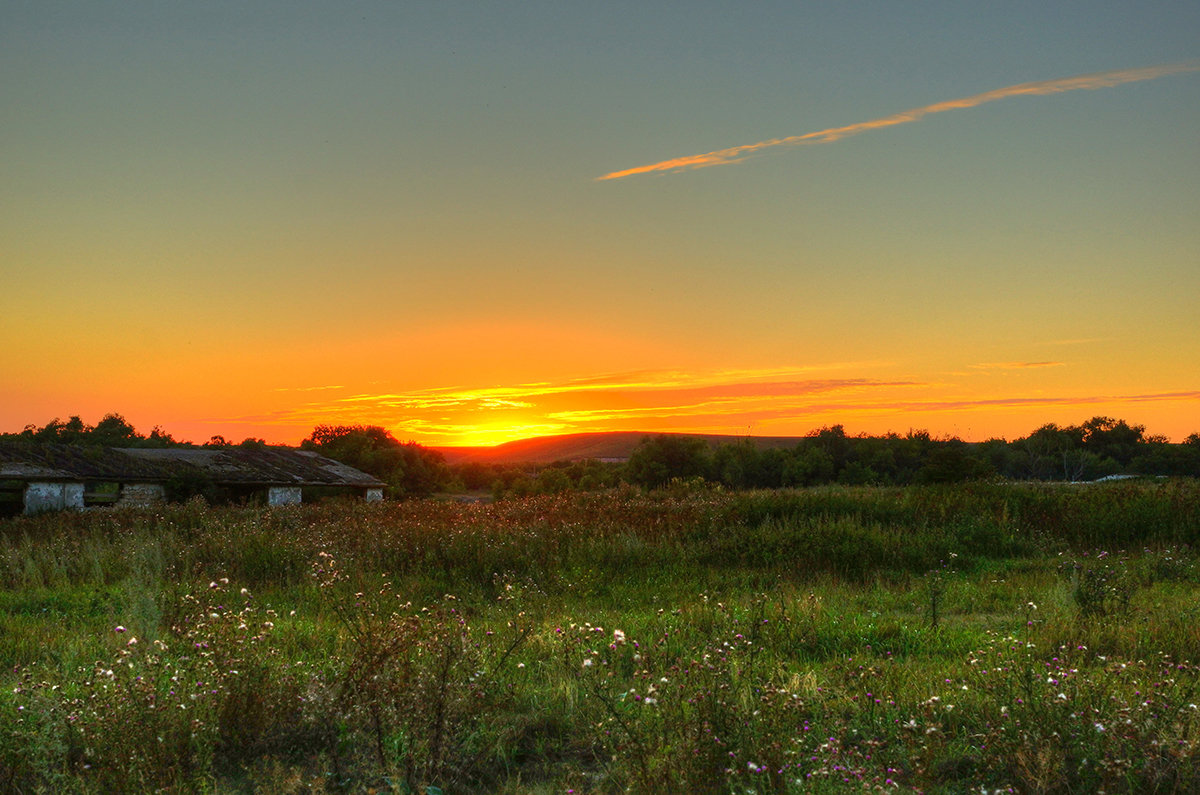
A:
0;442;385;516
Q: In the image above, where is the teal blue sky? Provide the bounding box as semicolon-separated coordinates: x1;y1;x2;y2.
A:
3;2;1199;445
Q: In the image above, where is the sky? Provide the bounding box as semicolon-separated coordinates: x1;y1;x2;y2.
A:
3;1;1199;447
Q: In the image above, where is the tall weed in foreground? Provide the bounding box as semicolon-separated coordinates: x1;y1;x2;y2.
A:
0;568;535;793
553;587;1200;794
958;633;1200;792
559;594;922;792
1060;551;1139;618
2;581;300;792
308;553;534;791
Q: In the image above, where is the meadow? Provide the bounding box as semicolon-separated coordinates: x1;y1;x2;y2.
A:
1;480;1199;793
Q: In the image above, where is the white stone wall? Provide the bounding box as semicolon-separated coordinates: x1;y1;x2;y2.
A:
118;483;166;507
63;483;85;510
24;482;85;514
365;488;384;502
268;486;302;506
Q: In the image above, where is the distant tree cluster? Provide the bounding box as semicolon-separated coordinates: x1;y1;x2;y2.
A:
469;459;623;499
300;425;451;498
5;415;286;451
9;413;183;448
619;417;1200;490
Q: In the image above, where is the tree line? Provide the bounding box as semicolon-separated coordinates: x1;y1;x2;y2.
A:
621;418;1200;491
5;414;1199;500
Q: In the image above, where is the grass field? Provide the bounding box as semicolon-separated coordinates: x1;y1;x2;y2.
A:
2;481;1199;793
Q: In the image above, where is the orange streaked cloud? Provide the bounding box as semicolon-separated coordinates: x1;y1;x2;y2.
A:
599;61;1200;180
970;361;1065;370
273;385;348;392
203;363;1200;447
205;367;913;443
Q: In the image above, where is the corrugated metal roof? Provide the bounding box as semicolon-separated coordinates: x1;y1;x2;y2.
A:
0;461;76;480
0;442;384;488
0;443;174;480
120;448;385;487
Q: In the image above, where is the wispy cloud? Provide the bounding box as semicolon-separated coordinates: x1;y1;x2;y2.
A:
970;361;1065;370
213;366;911;443
1039;337;1112;347
845;390;1200;414
212;372;1199;445
598;61;1200;180
272;385;347;393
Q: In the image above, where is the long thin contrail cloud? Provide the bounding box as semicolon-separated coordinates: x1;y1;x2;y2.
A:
598;61;1200;180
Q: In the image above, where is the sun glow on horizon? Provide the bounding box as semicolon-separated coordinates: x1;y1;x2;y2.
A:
7;365;1198;449
146;364;1200;448
416;422;572;449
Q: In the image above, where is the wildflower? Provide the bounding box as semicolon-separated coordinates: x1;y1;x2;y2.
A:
114;626;126;633
1094;722;1105;732
613;629;626;645
126;637;138;647
582;658;594;668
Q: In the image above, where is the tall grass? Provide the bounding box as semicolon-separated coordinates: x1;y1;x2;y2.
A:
0;481;1197;792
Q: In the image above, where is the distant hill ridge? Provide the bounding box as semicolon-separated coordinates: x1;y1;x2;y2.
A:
433;431;806;465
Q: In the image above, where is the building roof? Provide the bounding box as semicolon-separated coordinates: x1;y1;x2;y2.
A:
0;442;385;488
120;447;385;487
0;443;174;481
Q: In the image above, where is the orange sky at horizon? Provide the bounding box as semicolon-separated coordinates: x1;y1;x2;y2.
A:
3;5;1197;449
8;357;1198;449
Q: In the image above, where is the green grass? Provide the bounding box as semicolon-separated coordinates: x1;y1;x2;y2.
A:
0;482;1198;792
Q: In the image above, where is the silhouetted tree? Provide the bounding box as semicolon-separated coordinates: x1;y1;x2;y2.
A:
781;445;835;486
916;441;993;484
1080;416;1145;468
90;413;139;445
625;435;711;489
302;424;449;497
